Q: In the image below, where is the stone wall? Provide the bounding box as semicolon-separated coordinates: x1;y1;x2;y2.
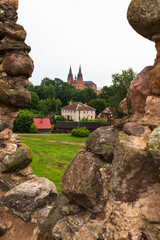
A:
0;1;58;239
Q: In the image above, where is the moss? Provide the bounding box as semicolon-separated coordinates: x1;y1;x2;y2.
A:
19;143;32;160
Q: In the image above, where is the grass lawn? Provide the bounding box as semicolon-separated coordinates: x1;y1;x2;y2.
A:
20;136;84;193
19;133;88;143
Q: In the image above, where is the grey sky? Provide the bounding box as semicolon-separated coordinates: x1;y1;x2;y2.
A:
18;0;156;89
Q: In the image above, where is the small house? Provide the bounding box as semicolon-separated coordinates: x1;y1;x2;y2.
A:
97;107;113;125
33;118;52;133
61;102;96;121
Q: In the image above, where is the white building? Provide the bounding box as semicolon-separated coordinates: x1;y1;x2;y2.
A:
61;102;96;122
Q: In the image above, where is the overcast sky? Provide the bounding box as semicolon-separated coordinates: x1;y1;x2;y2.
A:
17;0;156;89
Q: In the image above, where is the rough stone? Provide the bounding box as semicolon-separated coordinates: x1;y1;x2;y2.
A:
0;177;58;221
0;222;7;236
0;22;26;41
1;0;18;10
118;97;128;115
0;120;13;132
37;193;70;239
137;95;160;126
86;126;118;162
37;205;53;229
52;214;89;240
111;132;160;202
0;80;31;107
149;62;160;95
3;54;34;77
0;176;13;191
147;127;160;164
123;122;145;137
113;115;130;130
62;149;104;213
17;166;33;177
2;143;32;173
127;0;160;41
129;66;153;113
73;220;105;240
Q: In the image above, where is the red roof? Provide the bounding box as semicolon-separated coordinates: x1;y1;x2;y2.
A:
61;102;96;111
33;118;51;129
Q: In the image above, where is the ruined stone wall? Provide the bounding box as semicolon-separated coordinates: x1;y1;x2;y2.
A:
0;0;33;164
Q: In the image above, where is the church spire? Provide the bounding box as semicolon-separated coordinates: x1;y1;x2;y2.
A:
77;65;83;78
68;66;73;79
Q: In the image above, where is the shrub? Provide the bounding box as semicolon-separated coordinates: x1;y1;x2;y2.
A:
71;127;90;137
56;115;66;121
81;117;89;122
13;110;33;133
91;118;107;126
51;124;55;133
30;123;38;133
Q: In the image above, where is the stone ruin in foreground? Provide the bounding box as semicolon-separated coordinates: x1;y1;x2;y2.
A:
0;0;160;239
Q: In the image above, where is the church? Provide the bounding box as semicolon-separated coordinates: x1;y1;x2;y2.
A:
67;66;101;94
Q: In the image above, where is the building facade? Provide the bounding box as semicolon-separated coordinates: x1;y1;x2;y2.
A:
67;66;101;94
61;102;96;122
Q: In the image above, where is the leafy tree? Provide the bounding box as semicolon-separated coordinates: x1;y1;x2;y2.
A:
37;100;48;115
55;99;62;114
44;84;56;99
45;98;55;112
41;77;54;86
81;88;97;103
27;81;34;91
29;91;39;110
88;99;107;116
98;86;114;104
56;115;66;121
108;68;136;117
33;85;47;100
13;110;33;133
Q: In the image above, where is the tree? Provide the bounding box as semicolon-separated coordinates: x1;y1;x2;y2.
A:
27;81;34;91
37;100;48;115
41;77;54;86
88;99;107;116
98;86;114;104
44;84;56;99
13;110;33;133
108;68;136;117
81;88;97;103
55;99;62;114
29;91;39;110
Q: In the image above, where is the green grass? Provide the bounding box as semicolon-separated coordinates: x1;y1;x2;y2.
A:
20;137;83;193
19;133;88;143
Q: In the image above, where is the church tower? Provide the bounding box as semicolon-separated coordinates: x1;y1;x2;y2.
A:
77;65;83;88
67;66;73;84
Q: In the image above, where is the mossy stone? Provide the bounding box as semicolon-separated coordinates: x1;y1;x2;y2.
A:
2;143;32;172
147;127;160;164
